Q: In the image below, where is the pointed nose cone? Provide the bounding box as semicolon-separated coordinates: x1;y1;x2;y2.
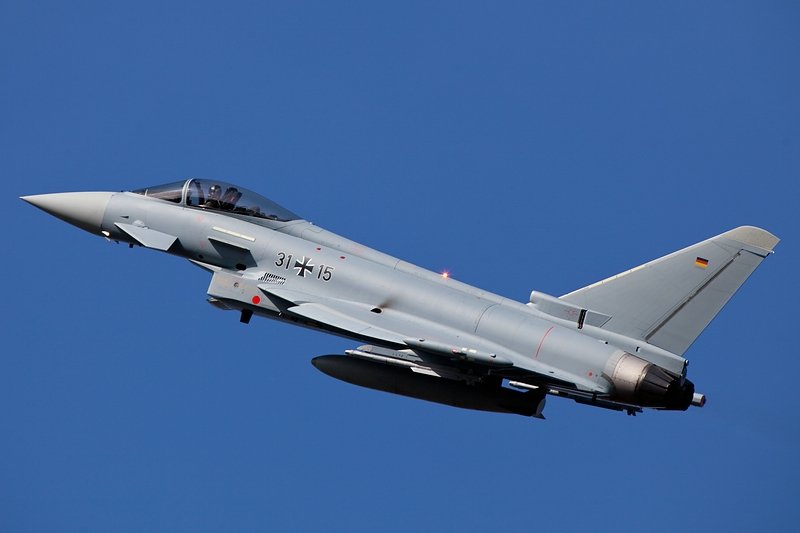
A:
21;192;113;234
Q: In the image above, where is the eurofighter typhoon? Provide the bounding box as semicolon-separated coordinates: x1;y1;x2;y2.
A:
22;179;779;418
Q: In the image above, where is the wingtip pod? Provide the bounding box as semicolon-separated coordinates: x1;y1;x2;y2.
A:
721;226;780;254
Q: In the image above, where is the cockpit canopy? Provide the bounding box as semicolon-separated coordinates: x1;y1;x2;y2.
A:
132;179;300;222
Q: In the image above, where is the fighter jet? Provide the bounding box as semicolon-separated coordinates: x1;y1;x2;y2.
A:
21;179;779;418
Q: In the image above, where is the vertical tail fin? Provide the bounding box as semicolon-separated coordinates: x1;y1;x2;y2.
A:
560;226;779;356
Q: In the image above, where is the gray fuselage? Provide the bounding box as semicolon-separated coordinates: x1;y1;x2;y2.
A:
101;191;681;398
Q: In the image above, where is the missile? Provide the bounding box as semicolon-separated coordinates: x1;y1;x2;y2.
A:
311;355;545;418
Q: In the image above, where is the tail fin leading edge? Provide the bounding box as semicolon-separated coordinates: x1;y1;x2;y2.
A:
560;226;779;356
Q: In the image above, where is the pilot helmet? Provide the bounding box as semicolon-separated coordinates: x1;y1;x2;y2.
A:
209;184;221;198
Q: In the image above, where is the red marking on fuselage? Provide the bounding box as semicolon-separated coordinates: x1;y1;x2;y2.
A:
535;326;555;359
252;295;261;305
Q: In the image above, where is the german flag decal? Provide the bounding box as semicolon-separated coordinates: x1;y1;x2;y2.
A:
695;257;709;269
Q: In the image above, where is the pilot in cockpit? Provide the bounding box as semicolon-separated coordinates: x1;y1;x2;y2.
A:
205;184;222;208
220;187;242;210
132;178;301;222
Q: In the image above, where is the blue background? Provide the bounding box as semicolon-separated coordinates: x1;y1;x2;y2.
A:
2;2;798;531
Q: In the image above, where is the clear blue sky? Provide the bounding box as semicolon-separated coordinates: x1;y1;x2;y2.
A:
2;2;798;531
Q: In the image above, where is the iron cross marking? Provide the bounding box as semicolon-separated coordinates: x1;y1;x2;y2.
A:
294;256;315;277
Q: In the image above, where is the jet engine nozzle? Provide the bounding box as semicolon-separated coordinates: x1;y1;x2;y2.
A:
606;352;695;410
